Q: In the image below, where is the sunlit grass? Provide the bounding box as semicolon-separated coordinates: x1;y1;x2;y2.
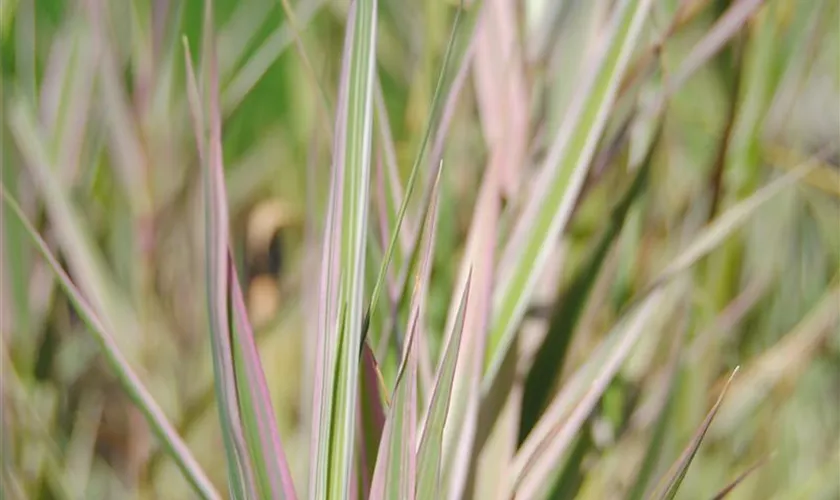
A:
1;0;838;499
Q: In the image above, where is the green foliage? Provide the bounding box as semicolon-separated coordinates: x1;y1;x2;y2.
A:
2;0;838;499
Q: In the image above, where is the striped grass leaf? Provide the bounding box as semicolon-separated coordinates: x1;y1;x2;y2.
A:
185;2;297;497
647;367;740;500
415;270;472;500
230;259;299;498
370;157;442;500
184;17;254;499
484;0;655;394
309;0;379;497
441;160;503;500
0;188;221;500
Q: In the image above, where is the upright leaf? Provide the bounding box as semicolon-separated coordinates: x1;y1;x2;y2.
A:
415;272;472;500
309;0;379;497
184;7;255;495
519;123;660;444
370;163;442;500
647;367;740;500
484;0;655;392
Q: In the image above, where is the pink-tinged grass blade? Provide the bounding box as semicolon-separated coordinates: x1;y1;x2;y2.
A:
229;254;299;499
473;0;529;199
441;162;502;500
415;270;472;500
309;0;379;496
0;188;221;500
647;367;740;500
183;15;255;497
186;2;297;497
369;311;419;500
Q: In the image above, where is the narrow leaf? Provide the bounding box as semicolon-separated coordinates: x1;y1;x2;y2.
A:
519;122;660;444
415;270;472;500
710;455;773;500
310;0;379;496
364;0;465;345
647;367;740;500
370;162;441;500
230;256;299;499
0;188;221;500
184;7;255;495
512;287;672;499
484;0;655;393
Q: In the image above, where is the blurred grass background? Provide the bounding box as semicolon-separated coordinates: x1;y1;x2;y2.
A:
0;0;838;498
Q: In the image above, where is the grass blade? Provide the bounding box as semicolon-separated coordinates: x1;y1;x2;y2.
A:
364;0;464;346
710;455;773;500
647;367;740;500
186;2;300;497
370;160;441;500
625;315;688;500
518;122;660;444
310;0;379;496
512;287;673;499
8;100;142;364
230;256;299;499
441;163;502;500
358;343;387;493
664;0;767;99
0;188;221;500
184;5;255;495
484;0;655;393
415;270;472;500
369;311;419;500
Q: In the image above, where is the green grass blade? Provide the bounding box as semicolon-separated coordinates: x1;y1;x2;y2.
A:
518;122;660;444
0;188;221;500
370;160;440;500
512;286;673;499
221;0;328;116
364;0;464;345
710;455;773;500
626;319;687;500
369;309;419;500
484;0;655;392
647;367;740;500
415;270;471;500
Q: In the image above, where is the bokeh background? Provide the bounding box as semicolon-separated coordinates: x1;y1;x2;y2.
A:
1;0;838;498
